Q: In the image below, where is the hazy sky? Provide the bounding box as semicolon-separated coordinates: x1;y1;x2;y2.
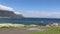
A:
0;0;60;18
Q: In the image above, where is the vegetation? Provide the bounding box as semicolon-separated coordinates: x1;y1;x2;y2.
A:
31;27;60;34
0;25;41;30
0;26;17;30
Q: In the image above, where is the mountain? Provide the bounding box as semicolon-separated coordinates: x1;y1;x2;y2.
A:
0;10;24;19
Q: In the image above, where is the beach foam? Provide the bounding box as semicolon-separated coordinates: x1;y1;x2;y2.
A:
0;23;25;27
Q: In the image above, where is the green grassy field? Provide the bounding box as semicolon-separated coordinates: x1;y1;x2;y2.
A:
0;26;17;30
31;27;60;34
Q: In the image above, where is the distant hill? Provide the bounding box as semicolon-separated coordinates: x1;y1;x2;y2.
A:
0;10;24;19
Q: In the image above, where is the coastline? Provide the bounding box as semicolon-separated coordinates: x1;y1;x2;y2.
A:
0;23;25;27
0;23;40;28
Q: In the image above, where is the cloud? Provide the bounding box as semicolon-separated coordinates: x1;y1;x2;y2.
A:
0;4;21;14
0;5;14;11
21;11;60;18
14;11;21;14
0;5;60;18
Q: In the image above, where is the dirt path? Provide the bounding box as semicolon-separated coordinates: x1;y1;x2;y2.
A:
0;28;46;34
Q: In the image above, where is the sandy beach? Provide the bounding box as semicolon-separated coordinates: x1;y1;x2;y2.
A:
0;28;46;34
0;24;47;34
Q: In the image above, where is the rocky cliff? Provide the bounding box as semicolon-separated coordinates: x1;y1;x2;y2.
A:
0;10;23;19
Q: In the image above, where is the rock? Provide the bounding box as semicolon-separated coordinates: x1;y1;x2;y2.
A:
0;10;24;19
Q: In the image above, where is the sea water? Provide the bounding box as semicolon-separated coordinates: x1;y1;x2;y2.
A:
0;18;60;26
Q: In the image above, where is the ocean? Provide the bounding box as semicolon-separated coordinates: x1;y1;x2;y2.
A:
0;18;60;26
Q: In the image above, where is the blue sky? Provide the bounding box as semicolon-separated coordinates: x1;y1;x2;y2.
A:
0;0;60;18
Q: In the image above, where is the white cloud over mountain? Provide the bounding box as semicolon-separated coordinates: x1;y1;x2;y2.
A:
0;5;60;18
14;11;21;14
0;5;14;11
0;5;21;14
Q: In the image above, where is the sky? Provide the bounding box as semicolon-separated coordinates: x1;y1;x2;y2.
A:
0;0;60;18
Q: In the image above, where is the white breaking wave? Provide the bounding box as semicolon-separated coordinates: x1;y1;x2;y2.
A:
0;23;25;27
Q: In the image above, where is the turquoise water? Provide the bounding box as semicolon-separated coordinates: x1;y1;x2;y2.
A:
0;18;60;26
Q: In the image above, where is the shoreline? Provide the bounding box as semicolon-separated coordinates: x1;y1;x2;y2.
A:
0;23;40;28
0;23;25;27
0;23;59;28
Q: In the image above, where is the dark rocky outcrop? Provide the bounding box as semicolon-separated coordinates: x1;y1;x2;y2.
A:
0;10;24;19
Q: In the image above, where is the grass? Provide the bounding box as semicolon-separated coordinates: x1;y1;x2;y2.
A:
0;26;40;30
31;27;60;34
0;26;18;30
1;26;60;34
